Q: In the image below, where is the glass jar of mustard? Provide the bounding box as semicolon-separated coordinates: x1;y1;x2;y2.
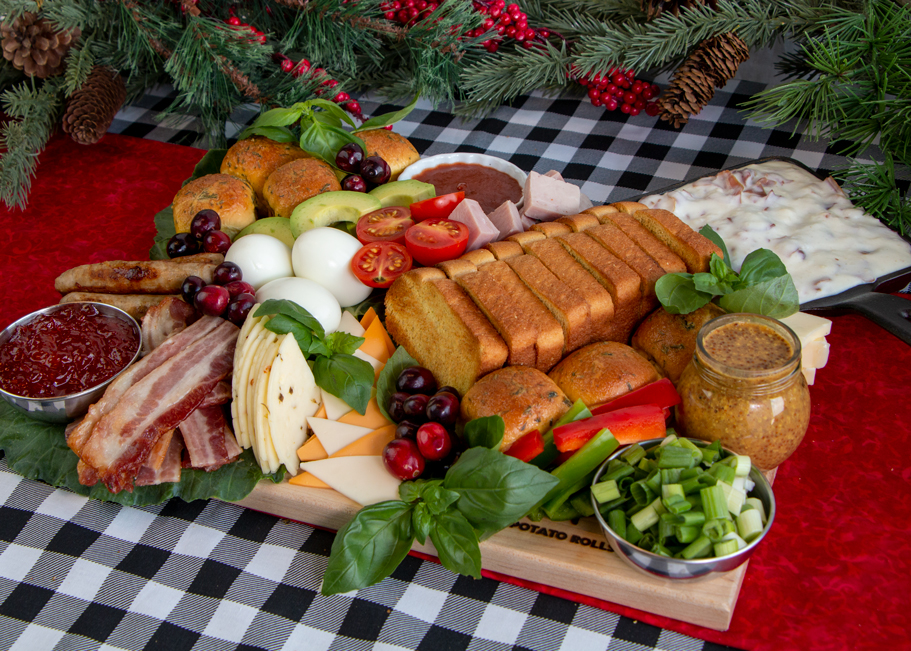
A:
675;313;811;470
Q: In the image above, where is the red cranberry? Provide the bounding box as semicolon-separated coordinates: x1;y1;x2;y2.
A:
194;285;230;317
202;230;232;254
383;439;425;480
416;422;452;461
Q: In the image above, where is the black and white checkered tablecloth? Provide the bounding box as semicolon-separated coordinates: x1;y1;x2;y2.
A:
3;78;906;651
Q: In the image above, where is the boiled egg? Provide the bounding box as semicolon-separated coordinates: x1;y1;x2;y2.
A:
292;227;372;307
255;277;341;333
225;234;293;290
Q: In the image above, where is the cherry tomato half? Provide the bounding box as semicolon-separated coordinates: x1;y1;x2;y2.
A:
404;218;469;266
410;191;465;222
355;206;414;245
351;242;413;288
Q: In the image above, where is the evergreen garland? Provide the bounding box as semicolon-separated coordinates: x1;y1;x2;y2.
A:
0;0;907;236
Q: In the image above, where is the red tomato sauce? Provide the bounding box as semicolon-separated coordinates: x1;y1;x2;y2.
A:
0;304;139;398
414;163;522;213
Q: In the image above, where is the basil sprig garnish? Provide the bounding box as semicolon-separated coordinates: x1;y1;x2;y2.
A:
254;300;373;414
655;226;799;318
321;421;560;596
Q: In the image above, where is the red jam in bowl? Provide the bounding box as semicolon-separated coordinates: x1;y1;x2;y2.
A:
0;304;140;399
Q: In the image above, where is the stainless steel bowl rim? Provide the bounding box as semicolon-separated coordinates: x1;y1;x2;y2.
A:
0;302;143;403
591;437;777;568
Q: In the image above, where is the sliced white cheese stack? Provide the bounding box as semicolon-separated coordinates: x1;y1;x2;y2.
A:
779;312;832;385
299;456;401;506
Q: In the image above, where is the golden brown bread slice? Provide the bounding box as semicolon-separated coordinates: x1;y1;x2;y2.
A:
486;240;524;260
531;221;572;238
456;261;565;371
522;237;616;342
555;232;642;342
385;267;507;396
583;223;665;312
612;201;648;214
583;205;618;218
437;258;478;279
507;254;593;352
587;208;687;274
462;248;496;266
508;230;546;247
557;214;600;232
632;209;722;273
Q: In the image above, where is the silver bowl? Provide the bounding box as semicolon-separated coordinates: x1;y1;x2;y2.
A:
398;152;528;211
591;437;776;581
0;302;142;423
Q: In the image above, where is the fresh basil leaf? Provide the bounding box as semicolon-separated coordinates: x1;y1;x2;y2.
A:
308;339;332;359
412;502;432;545
376;346;419;423
444;447;559;539
399;478;433;503
718;274;800;318
249;106;305;129
693;272;732;297
422;483;460;515
737;248;790;287
308;98;359;129
355;96;419;132
321;500;414;595
655;273;714;315
238;125;297;143
150;204;175;260
263;314;313;352
463;416;505;450
0;401;280;507
255;299;326;339
326;331;366;356
699;224;731;268
709;253;738;283
312;110;345;129
429;509;482;579
313;353;373;415
299;122;362;167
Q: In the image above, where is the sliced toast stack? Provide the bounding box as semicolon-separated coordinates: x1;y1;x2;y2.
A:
385;204;722;396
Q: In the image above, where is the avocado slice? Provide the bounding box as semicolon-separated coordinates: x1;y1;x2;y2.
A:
290;191;382;238
369;180;436;208
235;217;296;248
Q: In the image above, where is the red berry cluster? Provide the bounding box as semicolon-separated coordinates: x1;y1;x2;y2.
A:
271;53;364;121
226;14;267;44
578;68;661;116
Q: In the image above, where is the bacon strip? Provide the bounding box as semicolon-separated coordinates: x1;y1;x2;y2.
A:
180;406;240;470
141;296;198;355
135;434;184;486
78;319;238;493
144;429;176;471
199;381;232;408
67;316;223;456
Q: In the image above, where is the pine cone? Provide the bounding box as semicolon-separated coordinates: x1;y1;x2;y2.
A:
62;66;127;145
1;13;80;78
659;32;750;128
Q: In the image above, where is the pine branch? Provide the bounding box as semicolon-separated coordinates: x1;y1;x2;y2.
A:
62;34;95;96
836;155;911;236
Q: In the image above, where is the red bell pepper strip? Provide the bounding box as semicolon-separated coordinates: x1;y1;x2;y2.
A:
552;404;667;453
591;378;681;415
504;429;544;462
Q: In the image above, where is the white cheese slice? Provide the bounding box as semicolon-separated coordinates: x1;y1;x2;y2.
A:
319;387;352;421
299;456;401;506
803;337;830;370
780;312;832;342
337;310;366;337
267;334;321;475
353;349;383;372
306;417;374;456
252;336;282;473
802;366;817;385
232;319;269;449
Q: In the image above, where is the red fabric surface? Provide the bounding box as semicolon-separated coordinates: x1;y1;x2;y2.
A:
3;134;910;651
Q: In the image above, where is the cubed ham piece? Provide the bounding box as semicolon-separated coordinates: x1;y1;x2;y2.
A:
520;214;536;230
448;198;500;251
544;170;564;181
522;171;582;221
578;192;594;211
487;200;524;239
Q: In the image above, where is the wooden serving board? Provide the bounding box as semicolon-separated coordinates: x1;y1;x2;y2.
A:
232;479;748;631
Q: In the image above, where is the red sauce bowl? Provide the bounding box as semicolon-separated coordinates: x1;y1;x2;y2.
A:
0;303;142;423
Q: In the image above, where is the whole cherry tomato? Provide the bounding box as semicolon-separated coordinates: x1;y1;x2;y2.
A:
351;241;413;288
409;191;465;221
404;218;468;266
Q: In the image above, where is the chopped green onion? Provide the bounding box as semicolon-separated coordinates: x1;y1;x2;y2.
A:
625;520;643;545
702;518;735;542
731;455;752;477
721;531;748;550
718;481;746;516
700;440;723;465
659;433;678;447
661;483;684;500
603;460;636;482
677;437;704;465
570;490;595;517
680;535;713;559
621;444;646;465
675;525;701;543
607;509;627;539
630;502;660;532
652;543;673;557
645;469;663;495
662;494;691;515
662;510;706;527
685;494;702;509
745;497;768;524
658;517;675;543
708;462;736;485
660;468;683;485
630;480;655;506
592;479;621;504
700;485;729;521
680;475;705;495
657;445;696;469
713;539;739;557
737;509;764;542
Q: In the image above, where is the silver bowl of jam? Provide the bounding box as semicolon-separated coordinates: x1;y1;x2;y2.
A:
399;152;527;213
0;302;142;423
